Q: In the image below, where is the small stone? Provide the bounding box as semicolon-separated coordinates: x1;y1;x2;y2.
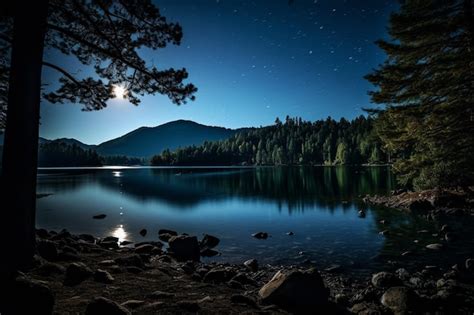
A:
139;229;147;237
64;262;93;286
200;248;219;257
231;294;257;307
426;243;444;250
395;268;410;280
92;214;107;219
286;231;294;236
324;264;342;273
121;300;145;309
85;297;130;315
94;269;114;283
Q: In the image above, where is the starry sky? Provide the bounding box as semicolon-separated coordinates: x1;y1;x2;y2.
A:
40;0;397;145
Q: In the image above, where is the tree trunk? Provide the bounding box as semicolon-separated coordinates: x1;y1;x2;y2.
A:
0;0;48;277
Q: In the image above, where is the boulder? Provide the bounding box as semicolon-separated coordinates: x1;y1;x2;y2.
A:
371;272;401;288
258;269;329;311
85;297;131;315
9;276;54;315
252;232;268;239
64;262;93;286
36;240;58;261
168;235;200;261
381;286;419;313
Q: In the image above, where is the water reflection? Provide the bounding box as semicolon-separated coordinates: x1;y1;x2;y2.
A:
110;224;128;243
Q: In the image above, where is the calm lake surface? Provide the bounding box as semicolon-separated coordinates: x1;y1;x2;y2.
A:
36;166;474;276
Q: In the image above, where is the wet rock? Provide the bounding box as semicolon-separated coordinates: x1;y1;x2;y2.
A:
426;243;444;250
200;234;220;249
252;232;268;239
92;214;107;219
78;234;96;243
258;269;329;311
358;210;366;218
204;268;236;283
231;294;257;307
466;258;473;271
381;286;419;313
121;300;145;309
395;268;410;280
85;297;131;315
139;229;147;237
94;269;115;283
37;240;58;261
148;291;175;299
324;264;342;273
168;235;200;261
64;262;93;286
244;259;258;271
36;228;50;239
286;231;294;236
114;254;144;268
371;272;401;288
158;229;177;236
36;262;66;276
102;236;119;243
134;244;155;254
200;248;219;257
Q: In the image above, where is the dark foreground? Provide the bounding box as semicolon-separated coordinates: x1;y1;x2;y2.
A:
1;224;473;315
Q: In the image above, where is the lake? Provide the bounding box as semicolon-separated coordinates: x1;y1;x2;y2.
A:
36;166;474;276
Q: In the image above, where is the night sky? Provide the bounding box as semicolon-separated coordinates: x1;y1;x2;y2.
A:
40;0;397;144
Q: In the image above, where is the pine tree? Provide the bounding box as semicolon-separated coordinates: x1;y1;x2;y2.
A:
366;0;474;189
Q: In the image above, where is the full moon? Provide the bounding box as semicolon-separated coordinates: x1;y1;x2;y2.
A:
113;85;127;99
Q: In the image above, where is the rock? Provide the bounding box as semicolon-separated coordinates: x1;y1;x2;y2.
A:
286;231;294;236
36;262;66;276
379;219;389;225
244;259;258;271
85;297;131;315
94;269;115;283
37;240;58;261
134;244;155;254
200;234;220;249
395;268;410;280
444;232;457;242
334;293;348;305
78;234;96;243
121;300;145;309
252;232;268;239
98;259;116;266
231;294;257;307
200;248;219;257
120;240;133;246
379;229;389;236
371;272;401;288
135;241;163;248
36;228;50;239
148;291;175;299
125;266;144;274
114;254;144;268
258;269;329;311
324;264;342;273
9;276;54;315
440;224;451;233
92;214;107;219
158;229;178;236
401;251;413;256
426;243;444;250
231;272;256;286
139;229;147;237
350;302;384;315
64;262;93;286
102;236;119;243
177;301;200;312
358;210;366;218
381;286;419;313
168;235;200;261
204;268;235;283
408;199;433;212
99;241;119;250
466;258;474;271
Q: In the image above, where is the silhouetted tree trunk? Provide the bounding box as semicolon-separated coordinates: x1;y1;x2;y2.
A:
0;0;48;276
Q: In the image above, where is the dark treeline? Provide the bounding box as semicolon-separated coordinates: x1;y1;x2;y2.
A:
151;116;387;166
37;142;145;167
38;142;102;167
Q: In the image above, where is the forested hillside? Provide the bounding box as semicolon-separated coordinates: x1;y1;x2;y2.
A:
151;116;386;166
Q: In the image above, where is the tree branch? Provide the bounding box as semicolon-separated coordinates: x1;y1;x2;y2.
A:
42;61;82;86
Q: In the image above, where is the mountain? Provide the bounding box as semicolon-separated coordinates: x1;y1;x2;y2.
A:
95;120;239;157
39;137;96;151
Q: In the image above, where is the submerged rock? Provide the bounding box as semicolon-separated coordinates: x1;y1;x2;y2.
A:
92;214;107;219
85;297;131;315
258;269;329;311
168;235;200;261
252;232;268;239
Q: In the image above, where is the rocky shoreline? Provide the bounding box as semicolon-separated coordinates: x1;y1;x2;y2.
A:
1;227;473;314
